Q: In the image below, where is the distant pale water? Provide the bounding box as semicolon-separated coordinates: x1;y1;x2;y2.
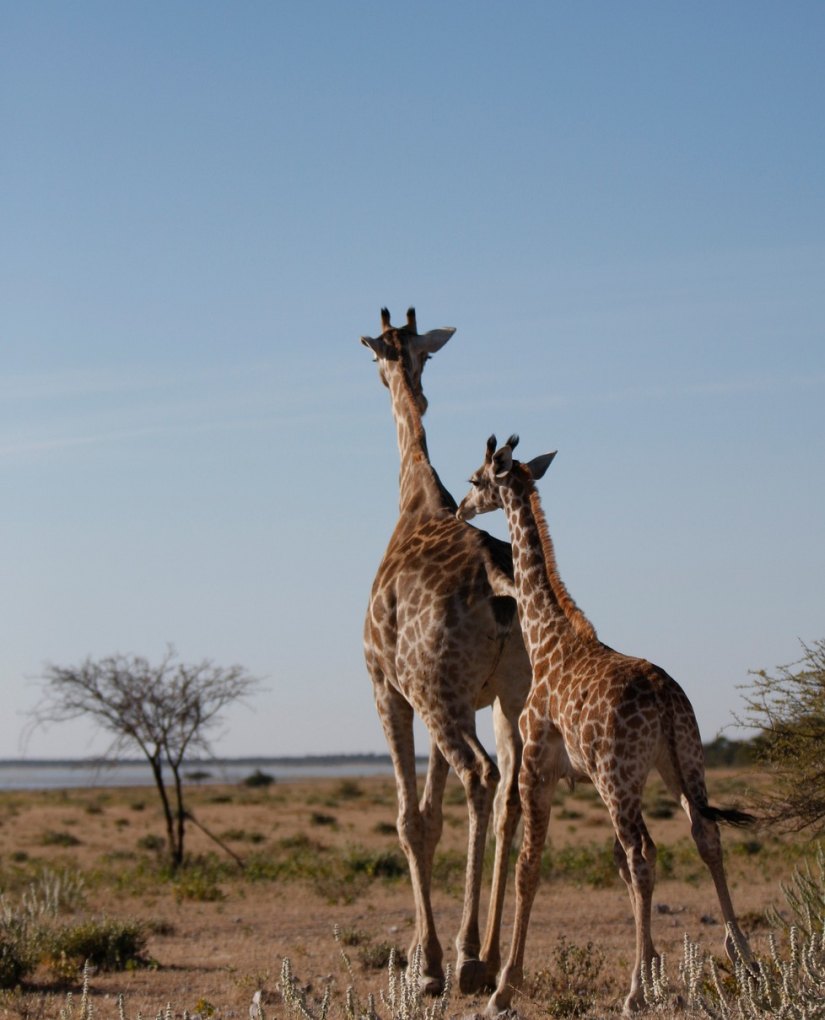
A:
0;758;402;791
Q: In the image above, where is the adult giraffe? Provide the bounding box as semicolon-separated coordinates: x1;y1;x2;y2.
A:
360;307;529;994
457;434;755;1015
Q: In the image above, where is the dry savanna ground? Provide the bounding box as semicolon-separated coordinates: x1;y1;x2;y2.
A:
0;768;813;1019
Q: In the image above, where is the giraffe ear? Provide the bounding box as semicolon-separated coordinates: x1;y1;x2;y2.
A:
361;334;391;359
526;450;557;480
412;327;456;355
493;446;513;478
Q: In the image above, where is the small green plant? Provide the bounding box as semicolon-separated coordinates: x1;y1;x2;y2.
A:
220;828;266;843
336;927;367;947
39;830;81;848
334;779;363;801
173;868;225;903
137;833;166;853
311;812;337;827
358;940;405;971
526;937;607;1017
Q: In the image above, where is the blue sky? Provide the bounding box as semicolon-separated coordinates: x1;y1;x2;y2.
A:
3;2;823;759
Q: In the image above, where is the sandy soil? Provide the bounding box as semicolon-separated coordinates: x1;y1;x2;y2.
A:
0;771;792;1019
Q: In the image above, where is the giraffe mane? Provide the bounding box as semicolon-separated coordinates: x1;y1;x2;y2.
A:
397;346;430;454
520;467;597;642
393;340;457;512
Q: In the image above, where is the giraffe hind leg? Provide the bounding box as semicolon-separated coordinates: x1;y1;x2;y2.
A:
613;814;658;1015
657;758;755;971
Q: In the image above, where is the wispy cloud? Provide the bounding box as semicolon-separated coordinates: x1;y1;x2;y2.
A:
0;366;176;403
0;357;354;462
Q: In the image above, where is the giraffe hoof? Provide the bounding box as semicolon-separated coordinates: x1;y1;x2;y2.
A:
622;992;645;1015
484;989;514;1016
418;973;445;996
458;957;490;994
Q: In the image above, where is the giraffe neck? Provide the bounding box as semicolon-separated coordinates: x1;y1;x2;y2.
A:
500;468;596;665
385;359;456;514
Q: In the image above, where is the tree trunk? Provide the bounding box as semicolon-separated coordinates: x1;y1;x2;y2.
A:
148;754;180;870
171;759;187;867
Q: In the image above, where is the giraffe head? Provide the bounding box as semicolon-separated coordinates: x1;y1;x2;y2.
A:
360;307;456;414
456;434;557;521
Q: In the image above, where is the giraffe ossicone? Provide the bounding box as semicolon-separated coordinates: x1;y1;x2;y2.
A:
458;435;756;1016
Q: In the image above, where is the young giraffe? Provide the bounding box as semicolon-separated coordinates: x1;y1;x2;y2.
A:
361;308;532;994
457;435;755;1015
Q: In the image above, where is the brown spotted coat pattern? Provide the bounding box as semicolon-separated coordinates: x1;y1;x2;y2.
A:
360;310;531;994
457;436;755;1015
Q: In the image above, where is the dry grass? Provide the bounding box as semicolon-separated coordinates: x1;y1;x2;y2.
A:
0;768;811;1018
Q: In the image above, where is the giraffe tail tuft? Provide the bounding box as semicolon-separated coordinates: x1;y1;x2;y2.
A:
697;803;757;828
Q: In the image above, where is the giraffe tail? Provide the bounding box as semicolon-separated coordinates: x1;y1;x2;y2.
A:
661;683;757;829
696;803;757;828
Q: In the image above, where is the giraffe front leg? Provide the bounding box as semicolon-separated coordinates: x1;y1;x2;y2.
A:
478;697;523;989
488;750;556;1014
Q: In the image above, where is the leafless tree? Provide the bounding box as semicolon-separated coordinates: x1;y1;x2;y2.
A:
30;648;260;868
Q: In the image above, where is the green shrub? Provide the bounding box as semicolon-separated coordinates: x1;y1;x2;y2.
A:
647;797;677;819
0;918;35;989
46;918;149;975
242;769;275;788
173;866;225;903
343;848;406;879
432;850;467;893
542;841;617;888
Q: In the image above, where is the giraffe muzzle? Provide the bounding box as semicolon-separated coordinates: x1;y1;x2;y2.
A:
456;501;476;523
